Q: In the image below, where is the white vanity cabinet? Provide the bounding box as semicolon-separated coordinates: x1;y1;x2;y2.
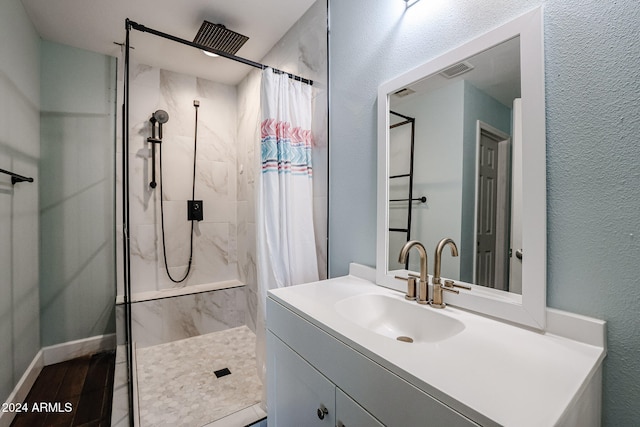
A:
266;274;606;427
336;389;384;427
267;295;480;427
267;331;336;426
268;331;383;427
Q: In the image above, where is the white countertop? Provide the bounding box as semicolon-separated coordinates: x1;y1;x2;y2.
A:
268;274;606;426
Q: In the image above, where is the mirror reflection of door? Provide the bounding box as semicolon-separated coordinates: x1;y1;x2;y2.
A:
475;123;511;290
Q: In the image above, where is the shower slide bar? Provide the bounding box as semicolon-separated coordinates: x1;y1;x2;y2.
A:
0;168;34;185
126;19;314;86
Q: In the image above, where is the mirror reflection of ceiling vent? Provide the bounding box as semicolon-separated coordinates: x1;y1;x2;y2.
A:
393;88;415;98
439;61;474;79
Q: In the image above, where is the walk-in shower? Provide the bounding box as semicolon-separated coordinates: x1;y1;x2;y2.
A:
117;7;326;425
120;38;264;422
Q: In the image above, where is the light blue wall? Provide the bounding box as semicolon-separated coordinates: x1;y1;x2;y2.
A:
460;81;512;282
329;0;640;424
391;81;465;277
39;40;116;346
0;0;40;403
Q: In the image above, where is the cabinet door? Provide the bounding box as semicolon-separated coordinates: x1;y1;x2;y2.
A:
336;388;384;427
267;331;335;427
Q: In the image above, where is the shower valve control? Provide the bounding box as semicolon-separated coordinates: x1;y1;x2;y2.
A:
188;200;204;221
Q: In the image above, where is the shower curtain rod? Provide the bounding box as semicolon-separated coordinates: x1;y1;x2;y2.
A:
126;19;313;86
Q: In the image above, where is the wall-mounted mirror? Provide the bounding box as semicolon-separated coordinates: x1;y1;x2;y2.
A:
388;36;522;292
376;7;546;329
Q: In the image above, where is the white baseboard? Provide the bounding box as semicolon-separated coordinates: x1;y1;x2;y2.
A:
0;350;44;427
1;334;117;427
42;333;117;366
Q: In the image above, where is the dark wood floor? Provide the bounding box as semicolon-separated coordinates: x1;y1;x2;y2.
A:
11;350;116;427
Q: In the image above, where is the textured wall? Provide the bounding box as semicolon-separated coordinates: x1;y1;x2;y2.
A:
39;41;116;346
0;0;40;403
329;0;640;424
544;2;640;423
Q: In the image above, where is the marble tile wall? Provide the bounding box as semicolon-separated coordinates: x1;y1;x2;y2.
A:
0;0;41;404
237;0;328;332
116;65;239;296
116;287;247;348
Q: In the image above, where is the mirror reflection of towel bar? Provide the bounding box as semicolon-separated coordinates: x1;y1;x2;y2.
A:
389;196;426;203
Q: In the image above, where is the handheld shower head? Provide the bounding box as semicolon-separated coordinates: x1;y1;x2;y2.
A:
151;109;169;124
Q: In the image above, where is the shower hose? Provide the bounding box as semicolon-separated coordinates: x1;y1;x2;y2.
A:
158;102;199;283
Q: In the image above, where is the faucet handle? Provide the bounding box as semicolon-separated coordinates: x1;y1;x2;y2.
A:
431;283;459;309
394;275;417;300
444;279;471;290
394;272;419;280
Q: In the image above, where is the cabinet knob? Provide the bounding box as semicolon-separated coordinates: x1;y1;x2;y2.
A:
317;404;328;420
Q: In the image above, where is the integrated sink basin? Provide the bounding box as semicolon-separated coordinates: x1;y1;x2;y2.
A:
334;293;465;343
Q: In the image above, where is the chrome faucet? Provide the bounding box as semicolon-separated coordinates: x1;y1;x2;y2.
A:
398;240;430;304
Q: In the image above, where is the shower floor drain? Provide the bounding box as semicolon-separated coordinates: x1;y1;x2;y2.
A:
214;367;232;378
396;336;414;343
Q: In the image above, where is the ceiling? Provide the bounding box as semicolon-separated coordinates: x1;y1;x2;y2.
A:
20;0;317;85
392;37;521;108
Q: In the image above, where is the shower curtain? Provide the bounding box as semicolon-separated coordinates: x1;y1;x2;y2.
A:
256;68;319;405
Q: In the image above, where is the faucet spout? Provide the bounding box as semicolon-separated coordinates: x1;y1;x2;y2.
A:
433;238;459;285
398;240;429;303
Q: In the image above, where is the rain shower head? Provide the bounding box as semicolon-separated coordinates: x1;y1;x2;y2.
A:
151;109;169;124
193;21;249;56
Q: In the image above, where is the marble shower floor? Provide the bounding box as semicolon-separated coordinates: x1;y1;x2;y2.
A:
136;326;263;427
